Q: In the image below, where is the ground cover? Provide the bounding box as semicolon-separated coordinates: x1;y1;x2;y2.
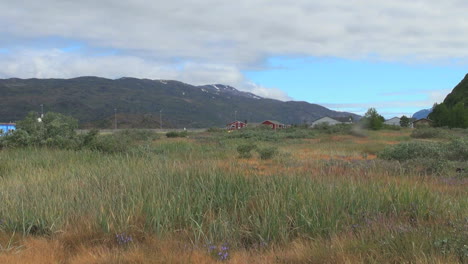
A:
0;128;466;263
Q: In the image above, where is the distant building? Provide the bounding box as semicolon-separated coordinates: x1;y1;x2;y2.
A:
0;123;16;135
413;118;433;128
261;120;285;129
311;116;353;127
226;120;246;130
384;117;401;126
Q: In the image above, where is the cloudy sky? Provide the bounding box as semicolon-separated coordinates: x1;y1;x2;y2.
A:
1;0;467;117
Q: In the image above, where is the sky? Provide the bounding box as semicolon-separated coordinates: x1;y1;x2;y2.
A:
1;0;467;117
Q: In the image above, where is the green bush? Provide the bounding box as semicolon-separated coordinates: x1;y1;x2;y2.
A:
382;124;401;131
1;112;79;149
237;143;257;158
379;138;468;163
312;123;352;134
257;146;277;160
206;127;224;133
166;131;188;138
447;137;468;161
378;141;447;161
115;129;160;141
410;128;447;139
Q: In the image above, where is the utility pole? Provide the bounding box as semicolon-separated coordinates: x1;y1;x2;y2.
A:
235;110;237;121
40;104;44;118
159;109;162;129
114;108;117;130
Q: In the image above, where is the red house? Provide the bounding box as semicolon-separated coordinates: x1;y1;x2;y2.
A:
261;120;285;129
226;120;246;130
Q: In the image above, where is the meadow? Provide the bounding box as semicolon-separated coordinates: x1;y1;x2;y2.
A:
0;127;466;263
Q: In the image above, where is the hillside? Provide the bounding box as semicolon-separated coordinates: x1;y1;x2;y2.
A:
429;73;468;128
442;73;468;107
0;77;359;128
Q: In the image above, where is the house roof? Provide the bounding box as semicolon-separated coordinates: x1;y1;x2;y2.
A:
312;116;352;123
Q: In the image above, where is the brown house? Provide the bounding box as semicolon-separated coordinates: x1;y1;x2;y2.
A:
226;120;246;130
412;118;433;128
261;120;285;129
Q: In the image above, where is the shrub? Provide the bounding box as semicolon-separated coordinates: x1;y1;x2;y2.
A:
312;123;352;134
447;137;468;161
402;158;450;176
379;137;468;163
1;112;79;149
237;144;257;158
378;141;447;161
410;127;447;139
116;129;160;141
382;124;401;131
206;127;224;133
166;131;188;138
257;146;277;160
83;133;130;153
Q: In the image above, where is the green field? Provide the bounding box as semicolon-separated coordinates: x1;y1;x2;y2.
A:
0;127;466;263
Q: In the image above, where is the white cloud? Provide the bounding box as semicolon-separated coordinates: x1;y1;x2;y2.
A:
0;48;290;100
1;0;467;65
0;0;467;103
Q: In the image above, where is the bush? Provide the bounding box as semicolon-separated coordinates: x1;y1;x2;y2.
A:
82;132;130;153
1;112;79;149
115;129;160;141
447;137;468;161
411;128;447;139
378;141;447;161
206;127;224;133
379;138;468;163
401;158;450;176
312;123;352;134
237;144;257;158
382;124;401;131
166;131;188;138
257;146;277;160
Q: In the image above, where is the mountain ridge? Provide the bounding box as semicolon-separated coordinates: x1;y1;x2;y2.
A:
0;76;359;128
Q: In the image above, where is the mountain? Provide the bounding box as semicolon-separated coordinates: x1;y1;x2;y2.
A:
441;73;468;107
428;73;468;128
0;77;359;128
412;108;432;119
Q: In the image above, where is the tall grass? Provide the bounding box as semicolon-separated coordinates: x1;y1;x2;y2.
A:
0;132;466;262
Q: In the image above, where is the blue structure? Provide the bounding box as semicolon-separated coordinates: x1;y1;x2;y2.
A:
0;123;16;135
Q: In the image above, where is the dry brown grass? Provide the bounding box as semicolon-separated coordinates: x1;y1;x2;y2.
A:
1;231;460;264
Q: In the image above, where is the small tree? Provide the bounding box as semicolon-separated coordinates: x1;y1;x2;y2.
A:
400;115;410;127
2;111;79;148
361;108;384;130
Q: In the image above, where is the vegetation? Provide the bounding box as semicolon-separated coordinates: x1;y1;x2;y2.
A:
400;115;410;127
0;114;466;263
256;146;277;160
236;143;257;158
410;127;448;139
166;131;188;138
0;112;160;153
429;73;468;128
360;107;385;130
